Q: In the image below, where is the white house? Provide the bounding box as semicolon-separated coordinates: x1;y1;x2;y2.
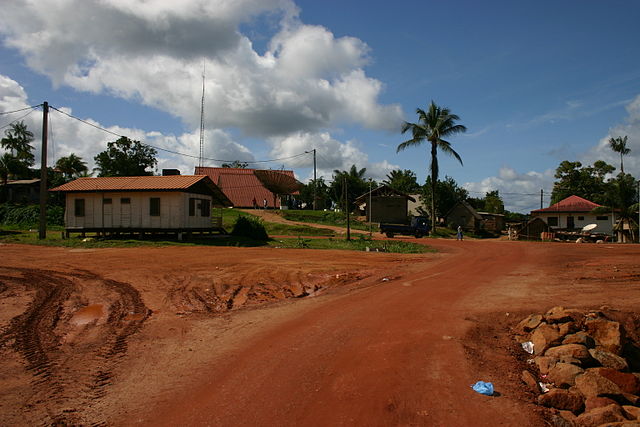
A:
50;175;232;237
530;195;617;235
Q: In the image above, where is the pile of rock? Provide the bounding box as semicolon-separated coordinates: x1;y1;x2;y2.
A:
515;307;640;426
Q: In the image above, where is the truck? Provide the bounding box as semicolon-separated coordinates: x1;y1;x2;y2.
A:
379;216;430;238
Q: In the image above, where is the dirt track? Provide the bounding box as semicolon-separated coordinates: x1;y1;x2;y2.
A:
0;238;639;425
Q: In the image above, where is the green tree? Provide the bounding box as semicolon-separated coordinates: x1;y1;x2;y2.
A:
420;175;468;218
383;169;420;193
55;153;88;180
94;137;157;177
299;177;330;209
483;190;505;214
593;172;639;241
551;160;615;205
330;165;369;211
397;101;467;230
608;136;630;174
1;121;35;166
222;160;249;168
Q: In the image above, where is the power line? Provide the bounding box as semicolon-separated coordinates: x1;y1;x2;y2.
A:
0;108;38;131
48;105;311;164
0;104;42;116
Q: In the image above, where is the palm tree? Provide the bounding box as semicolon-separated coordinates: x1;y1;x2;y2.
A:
55;153;88;179
397;101;467;230
1;121;35;166
608;136;630;174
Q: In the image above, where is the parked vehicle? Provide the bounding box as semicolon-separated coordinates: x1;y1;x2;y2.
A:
379;216;430;238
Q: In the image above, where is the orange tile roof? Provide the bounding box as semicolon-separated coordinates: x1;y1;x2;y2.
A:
531;195;602;213
195;167;298;208
50;175;213;191
49;175;233;206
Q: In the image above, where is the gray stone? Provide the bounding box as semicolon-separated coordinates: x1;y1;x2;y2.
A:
563;331;596;348
548;363;585;388
575;370;622;398
536;356;559;375
517;313;543;333
538;388;584;413
546;344;593;365
574;404;626;427
589;348;629;371
532;323;562;355
585;318;623;355
521;370;540;393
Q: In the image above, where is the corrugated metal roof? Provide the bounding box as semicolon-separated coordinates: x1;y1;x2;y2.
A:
531;195;602;213
50;175;207;192
195;167;298;208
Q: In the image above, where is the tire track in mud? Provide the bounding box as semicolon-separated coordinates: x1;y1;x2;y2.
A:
0;267;149;425
164;266;370;315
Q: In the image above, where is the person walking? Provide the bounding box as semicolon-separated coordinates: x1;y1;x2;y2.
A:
457;225;463;241
263;198;268;209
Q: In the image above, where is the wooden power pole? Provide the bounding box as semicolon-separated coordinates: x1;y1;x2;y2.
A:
38;102;49;239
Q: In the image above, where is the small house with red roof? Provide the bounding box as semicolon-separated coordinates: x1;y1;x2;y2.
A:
530;195;617;235
50;175;232;237
195;167;301;209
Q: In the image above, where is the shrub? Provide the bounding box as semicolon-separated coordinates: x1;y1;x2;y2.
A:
231;215;269;240
0;204;64;227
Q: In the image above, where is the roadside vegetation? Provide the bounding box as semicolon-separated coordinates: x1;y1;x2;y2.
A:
277;209;371;231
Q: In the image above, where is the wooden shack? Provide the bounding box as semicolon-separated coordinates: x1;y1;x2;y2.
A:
445;201;483;231
354;185;416;224
50;175;232;237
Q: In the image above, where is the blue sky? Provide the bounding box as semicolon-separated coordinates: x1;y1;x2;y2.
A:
1;0;639;212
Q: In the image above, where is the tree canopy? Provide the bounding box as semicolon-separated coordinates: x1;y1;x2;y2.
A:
550;160;615;205
93;137;157;177
330;165;370;211
55;154;88;180
608;135;630;174
420;175;468;218
383;169;421;194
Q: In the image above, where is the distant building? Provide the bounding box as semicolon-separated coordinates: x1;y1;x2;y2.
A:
445;201;505;234
0;179;40;204
530;195;617;235
354;184;416;224
50;175;232;237
195;167;301;209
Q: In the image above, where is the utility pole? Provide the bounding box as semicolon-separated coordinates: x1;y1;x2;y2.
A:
306;149;317;210
540;189;543;209
38;102;49;239
198;60;205;169
369;178;373;237
344;177;350;241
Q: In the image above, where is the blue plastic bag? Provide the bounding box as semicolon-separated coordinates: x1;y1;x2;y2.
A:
471;381;494;396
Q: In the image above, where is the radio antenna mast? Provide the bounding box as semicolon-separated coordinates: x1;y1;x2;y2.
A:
198;60;206;168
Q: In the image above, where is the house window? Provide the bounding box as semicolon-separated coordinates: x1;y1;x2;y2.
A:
103;198;112;204
596;215;608;221
189;198;196;216
74;199;85;217
547;217;558;226
150;198;161;216
577;216;584;220
201;199;211;217
121;197;131;204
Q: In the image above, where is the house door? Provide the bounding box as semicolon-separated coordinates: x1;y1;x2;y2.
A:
567;216;575;229
121;198;131;228
103;200;113;228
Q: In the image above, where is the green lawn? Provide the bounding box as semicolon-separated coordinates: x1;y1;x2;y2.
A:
269;235;432;253
221;208;334;236
278;209;372;231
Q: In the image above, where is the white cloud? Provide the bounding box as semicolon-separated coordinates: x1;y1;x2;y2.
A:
584;93;640;175
464;166;555;213
269;131;398;182
0;0;402;141
0;74;253;175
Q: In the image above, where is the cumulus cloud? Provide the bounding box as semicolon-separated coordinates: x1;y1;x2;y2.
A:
269;131;398;181
584;93;640;175
0;75;253;175
464;166;555;213
0;0;402;144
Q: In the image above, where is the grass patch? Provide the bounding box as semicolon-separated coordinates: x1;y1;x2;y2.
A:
222;208;334;236
269;235;432;254
278;209;371;231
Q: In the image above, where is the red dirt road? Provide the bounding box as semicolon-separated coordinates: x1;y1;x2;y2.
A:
1;239;639;426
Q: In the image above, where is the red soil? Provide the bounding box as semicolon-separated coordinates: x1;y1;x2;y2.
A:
0;238;639;425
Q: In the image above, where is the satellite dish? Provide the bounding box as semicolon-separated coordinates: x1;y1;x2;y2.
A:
582;224;597;232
